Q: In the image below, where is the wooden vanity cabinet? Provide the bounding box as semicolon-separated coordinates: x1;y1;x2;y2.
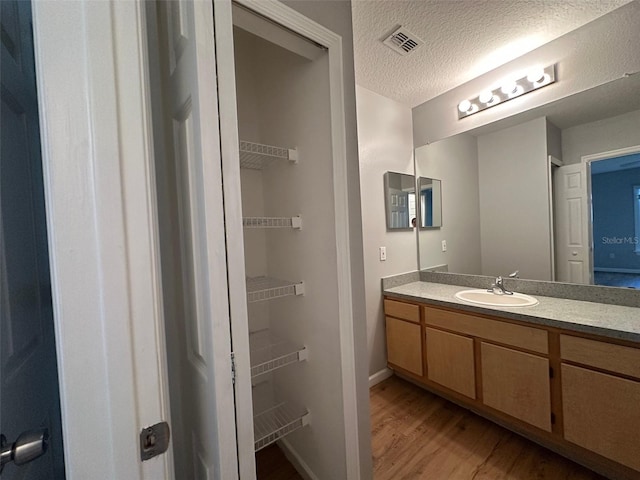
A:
425;327;475;399
384;299;423;376
481;342;552;432
421;304;551;430
560;334;640;472
383;296;640;478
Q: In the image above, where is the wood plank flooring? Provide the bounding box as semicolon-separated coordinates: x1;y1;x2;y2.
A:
256;444;303;480
371;375;606;480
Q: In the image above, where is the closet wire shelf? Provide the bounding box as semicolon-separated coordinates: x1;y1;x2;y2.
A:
246;276;304;303
239;140;298;170
254;401;310;452
250;330;307;377
243;215;302;229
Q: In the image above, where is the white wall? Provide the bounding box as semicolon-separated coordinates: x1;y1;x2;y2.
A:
562;109;640;165
415;134;481;274
355;85;416;379
477;117;553;280
412;1;640;146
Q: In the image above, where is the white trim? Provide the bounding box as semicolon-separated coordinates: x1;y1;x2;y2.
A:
547;156;559;281
549;155;564;167
279;439;320;480
582;145;640;164
594;267;640;274
32;1;170;478
369;368;394;388
232;1;362;478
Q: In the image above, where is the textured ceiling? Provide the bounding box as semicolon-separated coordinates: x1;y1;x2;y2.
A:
351;0;633;107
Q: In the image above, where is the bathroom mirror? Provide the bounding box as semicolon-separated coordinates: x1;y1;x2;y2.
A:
415;73;640;289
384;171;416;229
418;177;442;228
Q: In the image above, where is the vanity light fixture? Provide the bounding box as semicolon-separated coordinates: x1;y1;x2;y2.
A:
457;64;556;119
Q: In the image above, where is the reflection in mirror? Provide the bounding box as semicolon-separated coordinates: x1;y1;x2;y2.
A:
418;177;442;228
415;73;640;289
384;172;416;229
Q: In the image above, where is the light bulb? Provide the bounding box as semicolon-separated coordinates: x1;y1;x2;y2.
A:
527;68;545;84
458;99;471;113
479;90;494;104
501;81;518;95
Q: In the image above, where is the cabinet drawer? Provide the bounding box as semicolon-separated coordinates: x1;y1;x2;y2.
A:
560;334;640;379
384;298;420;323
481;343;551;432
562;364;640;471
425;328;476;399
423;306;548;354
386;317;423;376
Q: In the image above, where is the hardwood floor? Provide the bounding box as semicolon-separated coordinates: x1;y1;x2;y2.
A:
371;375;606;480
256;444;303;480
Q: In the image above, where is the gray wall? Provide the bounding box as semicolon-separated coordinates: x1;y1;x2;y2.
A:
562;109;640;165
412;1;640;146
416;134;481;275
355;85;416;379
478;117;553;280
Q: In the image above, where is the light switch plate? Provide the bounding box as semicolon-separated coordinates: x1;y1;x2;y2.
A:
379;246;387;261
441;240;447;252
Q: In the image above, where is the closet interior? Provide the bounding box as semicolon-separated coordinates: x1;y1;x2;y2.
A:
231;9;345;475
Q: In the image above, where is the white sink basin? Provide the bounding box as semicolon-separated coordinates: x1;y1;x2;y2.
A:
454;289;538;307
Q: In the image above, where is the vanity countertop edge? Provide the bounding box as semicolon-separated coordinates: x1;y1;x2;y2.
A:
384;281;640;343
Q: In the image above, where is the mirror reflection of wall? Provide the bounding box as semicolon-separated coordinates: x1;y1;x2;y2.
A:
418;177;442;228
415;75;640;287
384;172;416;229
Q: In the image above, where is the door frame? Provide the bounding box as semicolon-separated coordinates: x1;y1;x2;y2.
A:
218;0;363;478
32;2;172;478
582;144;640;282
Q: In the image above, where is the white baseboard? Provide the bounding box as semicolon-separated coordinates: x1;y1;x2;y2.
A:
369;368;393;388
279;438;319;480
594;267;640;274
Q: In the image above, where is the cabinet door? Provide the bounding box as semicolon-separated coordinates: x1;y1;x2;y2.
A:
481;343;551;432
562;364;640;471
386;317;423;376
425;328;476;399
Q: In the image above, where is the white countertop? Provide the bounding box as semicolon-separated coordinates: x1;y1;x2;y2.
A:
384;281;640;343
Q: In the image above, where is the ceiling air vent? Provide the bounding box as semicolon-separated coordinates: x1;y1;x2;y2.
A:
383;26;424;56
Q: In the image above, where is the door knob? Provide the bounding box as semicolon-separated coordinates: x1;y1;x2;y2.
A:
0;429;48;473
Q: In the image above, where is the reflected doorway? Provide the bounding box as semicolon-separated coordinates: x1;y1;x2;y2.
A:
588;148;640;288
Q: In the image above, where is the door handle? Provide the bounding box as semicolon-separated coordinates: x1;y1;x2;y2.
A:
0;429;48;473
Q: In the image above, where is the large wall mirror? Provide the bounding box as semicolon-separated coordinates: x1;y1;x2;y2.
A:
416;72;640;289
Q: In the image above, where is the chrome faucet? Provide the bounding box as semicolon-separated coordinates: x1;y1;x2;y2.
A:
488;270;519;295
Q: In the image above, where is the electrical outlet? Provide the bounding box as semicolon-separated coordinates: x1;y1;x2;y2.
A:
379;246;387;261
441;240;447;252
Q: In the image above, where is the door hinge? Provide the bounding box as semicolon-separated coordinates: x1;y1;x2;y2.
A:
549;366;554;378
231;352;236;384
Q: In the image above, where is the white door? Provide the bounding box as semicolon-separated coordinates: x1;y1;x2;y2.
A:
32;1;173;477
1;2;65;478
554;163;591;284
156;1;238;478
